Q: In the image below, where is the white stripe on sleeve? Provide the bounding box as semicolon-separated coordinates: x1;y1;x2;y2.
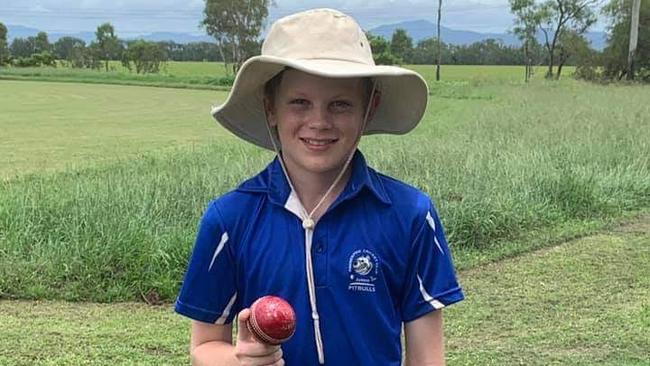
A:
426;211;444;255
417;274;445;310
426;211;436;231
208;232;229;272
215;293;237;325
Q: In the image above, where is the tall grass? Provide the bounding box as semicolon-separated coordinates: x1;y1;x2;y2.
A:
0;78;648;302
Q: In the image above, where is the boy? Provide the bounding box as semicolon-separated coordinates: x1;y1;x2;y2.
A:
175;8;464;366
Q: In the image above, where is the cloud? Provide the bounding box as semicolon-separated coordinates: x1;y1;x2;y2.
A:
0;0;518;35
28;4;52;12
270;0;513;31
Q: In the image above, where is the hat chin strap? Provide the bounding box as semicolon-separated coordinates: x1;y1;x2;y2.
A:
263;81;377;365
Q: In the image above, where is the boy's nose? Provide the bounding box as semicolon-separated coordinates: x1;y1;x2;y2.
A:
306;106;332;129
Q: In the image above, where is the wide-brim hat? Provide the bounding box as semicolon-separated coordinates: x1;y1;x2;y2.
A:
211;8;429;150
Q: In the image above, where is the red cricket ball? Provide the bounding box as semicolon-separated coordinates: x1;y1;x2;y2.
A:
247;295;296;345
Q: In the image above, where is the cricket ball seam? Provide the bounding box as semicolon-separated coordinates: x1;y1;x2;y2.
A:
248;312;288;345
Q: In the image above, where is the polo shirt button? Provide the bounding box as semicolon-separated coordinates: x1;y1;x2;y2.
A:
316;243;324;253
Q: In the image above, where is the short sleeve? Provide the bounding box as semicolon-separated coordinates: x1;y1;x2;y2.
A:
175;201;240;324
400;200;464;322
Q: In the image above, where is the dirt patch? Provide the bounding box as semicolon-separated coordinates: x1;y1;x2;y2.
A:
612;215;650;234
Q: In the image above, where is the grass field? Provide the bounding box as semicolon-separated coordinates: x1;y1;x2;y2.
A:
1;216;648;365
1;71;649;303
0;80;231;177
0;61;234;90
446;217;650;365
0;64;649;364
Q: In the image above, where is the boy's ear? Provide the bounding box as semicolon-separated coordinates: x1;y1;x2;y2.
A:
369;91;382;121
263;97;277;127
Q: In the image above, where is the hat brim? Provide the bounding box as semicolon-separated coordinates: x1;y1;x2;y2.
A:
212;55;429;150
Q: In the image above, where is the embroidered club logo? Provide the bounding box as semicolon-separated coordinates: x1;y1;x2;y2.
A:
348;249;379;293
353;255;373;275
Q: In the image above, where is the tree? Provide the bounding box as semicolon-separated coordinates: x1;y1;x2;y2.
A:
122;40;167;74
95;23;121;72
511;0;598;79
0;22;9;66
601;0;649;80
366;32;389;55
450;39;522;64
54;37;86;64
412;37;446;64
556;30;592;77
510;0;542;81
202;0;272;74
10;38;34;58
34;31;52;54
538;0;598;78
390;28;413;63
366;32;402;65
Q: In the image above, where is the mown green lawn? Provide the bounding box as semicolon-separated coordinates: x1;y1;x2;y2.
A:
1;216;647;365
445;216;650;365
0;80;231;178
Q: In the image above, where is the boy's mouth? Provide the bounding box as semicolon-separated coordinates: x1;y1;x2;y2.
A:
300;138;338;149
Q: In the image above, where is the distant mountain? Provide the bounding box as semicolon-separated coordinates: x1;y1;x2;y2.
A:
369;20;518;46
5;25;213;44
51;32;97;44
5;25;43;40
6;25;97;43
368;20;607;50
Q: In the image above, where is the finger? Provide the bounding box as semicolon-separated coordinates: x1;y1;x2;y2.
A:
239;342;281;357
267;358;285;366
239;348;283;365
236;308;253;342
257;347;283;364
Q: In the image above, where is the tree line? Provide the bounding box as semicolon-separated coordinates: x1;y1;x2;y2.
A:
0;22;238;72
0;23;160;72
366;30;549;66
0;21;547;71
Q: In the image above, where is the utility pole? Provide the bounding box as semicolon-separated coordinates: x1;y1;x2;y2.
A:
627;0;641;80
436;0;442;81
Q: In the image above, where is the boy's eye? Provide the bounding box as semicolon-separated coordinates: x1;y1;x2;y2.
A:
289;99;310;106
331;101;352;111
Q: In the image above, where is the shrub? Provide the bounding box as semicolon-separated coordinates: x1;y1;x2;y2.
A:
13;52;56;67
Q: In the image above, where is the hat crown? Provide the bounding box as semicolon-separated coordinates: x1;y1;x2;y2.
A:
262;8;375;65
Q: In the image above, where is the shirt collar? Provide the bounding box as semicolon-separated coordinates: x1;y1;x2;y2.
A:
237;150;392;207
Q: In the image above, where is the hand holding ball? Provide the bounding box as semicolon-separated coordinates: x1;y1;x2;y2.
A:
246;295;296;345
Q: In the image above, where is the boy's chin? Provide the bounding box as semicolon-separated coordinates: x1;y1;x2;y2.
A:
300;158;348;175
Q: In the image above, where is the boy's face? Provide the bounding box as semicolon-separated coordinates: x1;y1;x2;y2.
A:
265;69;376;179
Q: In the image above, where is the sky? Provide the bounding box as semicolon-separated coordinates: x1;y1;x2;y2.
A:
0;0;604;37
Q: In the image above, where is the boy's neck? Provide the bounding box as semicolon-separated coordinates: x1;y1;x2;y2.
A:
286;165;352;220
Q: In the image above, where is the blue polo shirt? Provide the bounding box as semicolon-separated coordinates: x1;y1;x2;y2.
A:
175;150;464;365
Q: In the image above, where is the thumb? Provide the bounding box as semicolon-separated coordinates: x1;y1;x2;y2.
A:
236;308;253;343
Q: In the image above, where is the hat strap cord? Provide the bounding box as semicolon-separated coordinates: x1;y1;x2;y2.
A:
263;80;377;365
